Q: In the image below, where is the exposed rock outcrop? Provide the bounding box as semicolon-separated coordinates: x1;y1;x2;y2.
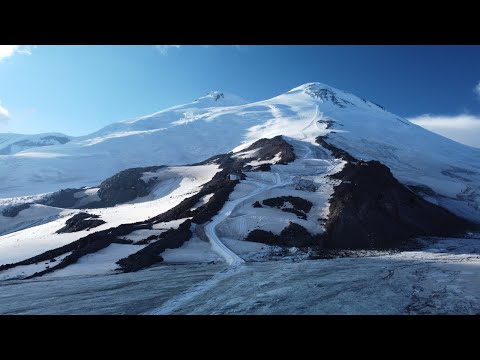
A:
36;166;165;209
245;222;320;247
240;135;296;165
117;220;193;272
56;212;106;233
0;222;138;276
316;136;473;249
262;196;313;220
262;196;313;212
315;135;356;162
39;188;83;208
93;166;164;207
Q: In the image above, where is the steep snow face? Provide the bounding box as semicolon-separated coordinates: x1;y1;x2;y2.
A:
0;83;478;223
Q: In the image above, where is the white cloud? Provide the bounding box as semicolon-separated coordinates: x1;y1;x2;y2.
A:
474;81;480;100
155;45;181;55
408;114;480;148
0;45;35;62
0;102;10;127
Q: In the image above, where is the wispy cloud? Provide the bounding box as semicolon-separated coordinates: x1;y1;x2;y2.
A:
408;113;480;148
0;45;35;62
155;45;181;55
0;101;10;128
474;81;480;100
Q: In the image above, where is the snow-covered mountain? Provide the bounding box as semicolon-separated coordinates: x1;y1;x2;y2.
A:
1;83;478;219
0;82;478;280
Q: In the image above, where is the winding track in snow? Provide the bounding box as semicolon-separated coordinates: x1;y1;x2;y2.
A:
205;173;291;265
206;106;322;265
147;173;294;315
147;174;292;314
149;111;321;314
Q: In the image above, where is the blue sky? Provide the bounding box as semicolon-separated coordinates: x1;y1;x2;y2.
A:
1;45;479;146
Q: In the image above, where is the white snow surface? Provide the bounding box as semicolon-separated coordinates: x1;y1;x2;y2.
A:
43;244;144;278
0;204;64;236
161;237;221;264
0;132;71;156
0;235;478;314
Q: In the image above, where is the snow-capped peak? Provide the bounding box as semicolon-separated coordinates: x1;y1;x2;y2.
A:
286;82;387;111
192;91;247;108
288;82;333;92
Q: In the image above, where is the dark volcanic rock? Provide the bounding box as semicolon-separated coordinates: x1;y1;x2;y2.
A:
117;220;192;272
252;201;262;208
304;87;354;108
315;135;473;249
246;222;320;247
37;166;165;210
94;166;165;207
0;221;138;277
56;212;106;233
325;160;473;249
261;196;313;220
315;136;356;162
245;229;278;245
255;163;272;172
2;203;32;217
317;119;336;129
279;222;319;247
240;135;295;165
39;188;83;208
262;196;313;213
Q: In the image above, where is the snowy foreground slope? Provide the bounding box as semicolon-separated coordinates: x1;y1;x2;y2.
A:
0;236;478;314
0;83;479;314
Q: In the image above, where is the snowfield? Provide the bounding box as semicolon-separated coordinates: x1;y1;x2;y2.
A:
0;236;478;314
0;163;220;271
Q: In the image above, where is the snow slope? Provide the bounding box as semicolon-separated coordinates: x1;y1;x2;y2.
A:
0;164;219;268
0;133;71;155
2;235;477;314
